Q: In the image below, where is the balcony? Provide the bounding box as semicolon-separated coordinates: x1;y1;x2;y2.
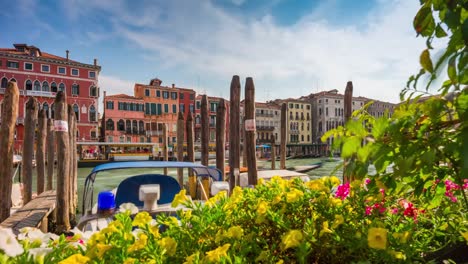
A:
26;90;57;98
256;113;274;117
290;130;300;135
146;130;163;136
257;125;275;131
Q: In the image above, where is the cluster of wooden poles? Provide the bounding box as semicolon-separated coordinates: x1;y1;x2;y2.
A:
0;81;78;232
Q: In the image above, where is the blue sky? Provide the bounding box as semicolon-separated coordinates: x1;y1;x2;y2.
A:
1;0;425;104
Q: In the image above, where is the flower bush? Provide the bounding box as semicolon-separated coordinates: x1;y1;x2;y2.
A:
1;176;467;263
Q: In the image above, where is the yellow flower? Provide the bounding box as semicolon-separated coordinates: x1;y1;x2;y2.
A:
257;201;269;215
329;197;343;207
461;231;468;241
132;212;152;227
158;237;177;256
368;227;387;250
128;233;148;253
172;189;189;207
183;210;192;220
87;232;105;248
124;258;136;264
272;195;282;205
281;230;303;250
286;188;304;203
329;176;341;186
231;187;243;201
205;243;230;262
389;250;406;260
226;226;243;239
258;178;265;185
58;254;90;264
184;253;199;264
306;180;327;191
277;260;284;264
392;231;410;244
332;214;344;229
87;244;112;259
150;225;161;238
319;221;333;237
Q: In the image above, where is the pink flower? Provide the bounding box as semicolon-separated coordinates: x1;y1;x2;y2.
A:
391;208;398;214
335;183;350;200
365;206;372;215
365;178;371;185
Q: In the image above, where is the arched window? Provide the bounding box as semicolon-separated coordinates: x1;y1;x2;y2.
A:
90;86;97;97
72;84;79;95
34;80;41;91
126;120;131;133
89;105;96;122
139;121;144;134
106;119;114;131
118;119;125;131
10;78;16;83
50;103;55;119
43;102;49;118
25;80;32;90
51;82;57;93
132;120;138;134
42;81;49;92
59;83;65;92
73;104;79;120
0;78;7;88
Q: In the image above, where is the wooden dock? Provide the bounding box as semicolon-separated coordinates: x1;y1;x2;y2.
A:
1;190;56;234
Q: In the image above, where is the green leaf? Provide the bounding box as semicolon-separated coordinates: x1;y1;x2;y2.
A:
435;24;448;37
447;55;457;83
413;5;435;36
341;136;361;158
462;18;468;44
372;117;388;140
420;49;434;73
444;9;460;30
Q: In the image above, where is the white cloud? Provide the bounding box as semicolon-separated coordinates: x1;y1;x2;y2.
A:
106;0;425;103
98;74;135;112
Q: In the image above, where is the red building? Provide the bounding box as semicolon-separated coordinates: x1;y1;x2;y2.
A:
102;92;146;143
0;44;100;151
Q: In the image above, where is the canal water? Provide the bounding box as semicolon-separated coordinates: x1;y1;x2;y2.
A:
25;157;342;214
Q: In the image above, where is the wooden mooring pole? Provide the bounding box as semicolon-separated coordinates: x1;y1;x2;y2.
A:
271;137;276;170
0;81;19;222
216;98;226;180
162;124;168;175
245;77;257;186
23;97;38;204
67;105;77;221
36;109;47;195
186;112;196;198
54;92;70;232
343;81;353;183
46;118;54;191
229;76;241;191
177;111;185;187
200;95;209;166
280;103;287;169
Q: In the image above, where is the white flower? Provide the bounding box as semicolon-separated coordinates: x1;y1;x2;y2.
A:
0;227;24;257
17;227;58;247
28;247;52;262
119;203;139;215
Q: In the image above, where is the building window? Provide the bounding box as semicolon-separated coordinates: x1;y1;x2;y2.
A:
59;83;65;92
172;104;177;113
43;102;49;118
51;82;57;93
189;104;194;113
156;90;161;97
189;94;195;100
150;103;157;115
34;80;41;91
89;105;97;122
1;78;8;88
326;107;328;116
90;86;97;97
41;64;50;73
106;119;114;130
42;81;49;92
196;101;201;109
171;92;177;99
89;71;96;78
295;104;299;109
132;120;138;134
24;62;33;71
289;103;293;109
72;84;79;95
180;93;184;100
71;69;79;76
179;104;185;113
164;104;169;113
106;101;114;109
73;104;79;120
118;119;125;131
163;91;169;99
90;130;97;139
119;136;124;143
25;80;32;90
7;61;19;69
145;89;150;96
139;121;144;134
126;120;131;133
58;67;66;74
50;103;55;118
210;103;217;112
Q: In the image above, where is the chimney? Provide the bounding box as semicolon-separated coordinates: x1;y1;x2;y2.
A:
94;58;97;66
66;50;69;60
172;83;175;88
103;91;106;98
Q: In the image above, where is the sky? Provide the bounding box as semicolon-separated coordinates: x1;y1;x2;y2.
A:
1;0;427;104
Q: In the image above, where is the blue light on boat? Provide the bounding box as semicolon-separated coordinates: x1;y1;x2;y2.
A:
98;191;115;211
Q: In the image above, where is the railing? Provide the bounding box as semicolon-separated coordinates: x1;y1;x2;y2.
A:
146;130;163;136
26;90;57;98
290;130;300;135
256;113;274;117
257;125;275;131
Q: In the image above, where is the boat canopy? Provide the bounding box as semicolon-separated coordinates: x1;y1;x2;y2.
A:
82;161;222;214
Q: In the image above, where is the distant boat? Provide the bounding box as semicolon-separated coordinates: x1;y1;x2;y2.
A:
287;161;323;173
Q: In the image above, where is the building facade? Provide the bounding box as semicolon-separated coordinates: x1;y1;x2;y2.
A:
103;93;146;143
194;95;230;144
254;102;281;145
0;44;100;151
